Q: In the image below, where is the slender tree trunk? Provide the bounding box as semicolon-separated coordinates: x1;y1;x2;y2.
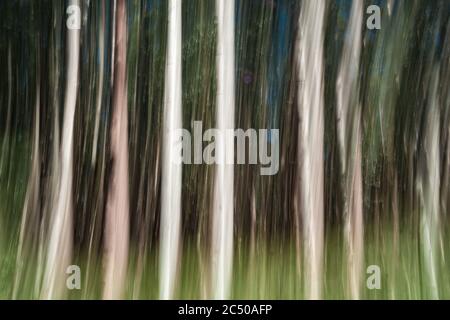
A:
91;0;106;166
335;0;364;300
296;0;326;300
103;0;130;299
38;2;62;295
41;0;80;299
159;0;183;300
211;0;235;300
419;67;441;299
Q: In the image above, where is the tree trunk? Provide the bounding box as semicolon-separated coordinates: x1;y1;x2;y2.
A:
159;0;183;300
211;0;235;300
335;0;364;300
103;0;130;300
41;0;80;299
296;0;326;300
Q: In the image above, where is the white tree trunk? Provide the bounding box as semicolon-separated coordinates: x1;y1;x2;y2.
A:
159;0;183;300
296;0;326;300
41;0;80;299
419;67;441;299
335;0;364;300
211;0;235;300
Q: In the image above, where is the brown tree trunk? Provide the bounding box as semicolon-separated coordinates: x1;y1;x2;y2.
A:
103;0;130;300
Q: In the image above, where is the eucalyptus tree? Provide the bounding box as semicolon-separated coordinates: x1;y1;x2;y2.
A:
91;0;106;166
41;0;81;299
160;0;183;300
211;0;235;299
296;0;326;300
335;0;364;299
103;0;130;299
418;66;441;299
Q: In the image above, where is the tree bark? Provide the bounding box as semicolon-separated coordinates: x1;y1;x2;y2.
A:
103;0;130;300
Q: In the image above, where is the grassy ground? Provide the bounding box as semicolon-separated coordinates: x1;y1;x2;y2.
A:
2;229;448;300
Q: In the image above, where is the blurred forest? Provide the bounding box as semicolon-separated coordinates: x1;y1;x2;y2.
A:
1;0;450;299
